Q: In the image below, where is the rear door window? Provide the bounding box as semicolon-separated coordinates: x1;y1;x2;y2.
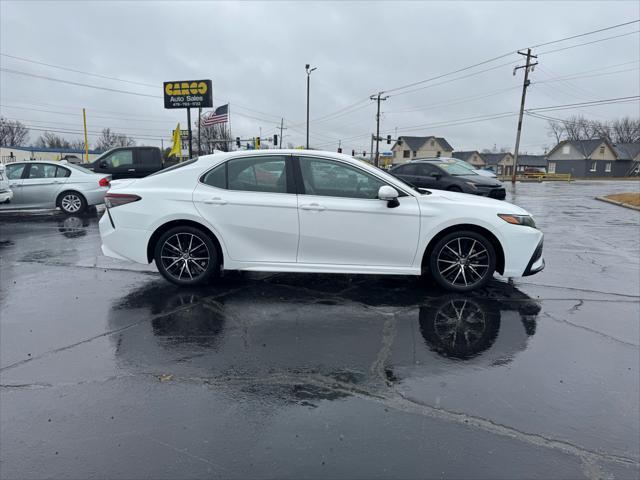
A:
136;149;158;168
27;164;58;179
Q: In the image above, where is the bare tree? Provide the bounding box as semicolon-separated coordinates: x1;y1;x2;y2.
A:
196;123;231;154
0;117;29;146
547;120;566;144
610;117;640;143
95;128;136;151
69;139;87;151
35;131;70;149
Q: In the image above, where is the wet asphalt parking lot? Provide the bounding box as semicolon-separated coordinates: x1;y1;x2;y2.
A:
1;180;639;479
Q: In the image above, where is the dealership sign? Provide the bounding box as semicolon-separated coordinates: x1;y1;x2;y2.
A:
163;80;213;109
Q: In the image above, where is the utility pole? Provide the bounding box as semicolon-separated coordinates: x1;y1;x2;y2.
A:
512;48;537;184
370;92;388;167
370;134;374;162
82;108;89;163
279;118;287;149
305;64;317;149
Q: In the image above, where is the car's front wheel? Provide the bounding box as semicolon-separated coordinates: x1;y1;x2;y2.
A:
154;226;218;286
429;231;496;292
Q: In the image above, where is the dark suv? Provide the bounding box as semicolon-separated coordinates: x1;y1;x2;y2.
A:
390;159;506;199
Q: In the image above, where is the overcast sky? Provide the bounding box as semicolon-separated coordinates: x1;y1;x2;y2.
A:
1;0;639;154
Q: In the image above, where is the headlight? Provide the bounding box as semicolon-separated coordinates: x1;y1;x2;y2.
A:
465;182;478;190
498;214;536;228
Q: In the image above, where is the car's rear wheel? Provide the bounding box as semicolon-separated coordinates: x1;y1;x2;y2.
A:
58;191;87;214
154;226;218;286
429;231;496;292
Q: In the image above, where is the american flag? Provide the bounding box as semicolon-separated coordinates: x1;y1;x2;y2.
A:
201;104;229;126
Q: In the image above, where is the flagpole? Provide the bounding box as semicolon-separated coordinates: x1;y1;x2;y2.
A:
228;102;232;151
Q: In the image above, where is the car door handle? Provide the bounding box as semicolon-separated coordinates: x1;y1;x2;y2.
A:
300;203;325;211
127;168;136;172
203;197;227;205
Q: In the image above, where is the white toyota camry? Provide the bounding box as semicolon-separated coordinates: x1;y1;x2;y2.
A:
99;150;544;292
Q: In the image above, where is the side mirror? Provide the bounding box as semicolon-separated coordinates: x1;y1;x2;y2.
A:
378;185;400;208
99;161;108;169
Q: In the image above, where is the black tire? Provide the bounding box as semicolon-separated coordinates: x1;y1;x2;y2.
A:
429;230;496;292
154;226;218;286
447;185;463;192
58;191;87;214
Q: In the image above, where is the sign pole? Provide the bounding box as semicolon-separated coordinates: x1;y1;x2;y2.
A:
198;107;201;155
187;108;193;158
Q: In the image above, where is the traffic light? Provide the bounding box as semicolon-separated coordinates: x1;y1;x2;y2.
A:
273;134;278;146
387;135;391;144
351;149;355;156
337;147;342;153
255;137;261;149
236;137;241;148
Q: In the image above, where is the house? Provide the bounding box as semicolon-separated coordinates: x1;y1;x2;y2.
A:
481;152;514;176
391;136;453;164
545;138;639;177
0;145;103;164
452;150;485;168
516;154;547;173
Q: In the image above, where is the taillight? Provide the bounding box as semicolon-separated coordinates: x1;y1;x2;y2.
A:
99;177;110;187
105;193;141;208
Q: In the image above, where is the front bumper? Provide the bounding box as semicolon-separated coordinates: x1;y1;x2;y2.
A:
474;187;506;199
0;189;13;203
523;238;545;276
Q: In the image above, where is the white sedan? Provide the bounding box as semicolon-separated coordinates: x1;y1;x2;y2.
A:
0;161;110;214
100;150;544;292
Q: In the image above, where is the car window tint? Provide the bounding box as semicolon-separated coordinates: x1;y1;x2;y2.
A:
227;156;287;193
399;164;419;175
201;163;226;189
56;166;71;178
28;164;58;179
6;164;25;180
137;149;157;167
300;157;386;199
419;164;438;175
103;150;134;168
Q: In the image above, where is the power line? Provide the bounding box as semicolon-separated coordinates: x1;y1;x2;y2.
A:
530;19;640;48
0;67;162;98
0;53;159;88
538;30;640;55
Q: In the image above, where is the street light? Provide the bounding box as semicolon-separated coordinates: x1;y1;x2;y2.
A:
305;64;317;149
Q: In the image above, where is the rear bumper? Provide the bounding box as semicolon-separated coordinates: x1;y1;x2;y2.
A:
83;187;109;206
99;211;151;264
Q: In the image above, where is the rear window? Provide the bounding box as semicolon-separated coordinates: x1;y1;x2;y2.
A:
67;164;94;175
148;158;198;177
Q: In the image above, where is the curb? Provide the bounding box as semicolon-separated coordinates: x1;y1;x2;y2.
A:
595;196;640;211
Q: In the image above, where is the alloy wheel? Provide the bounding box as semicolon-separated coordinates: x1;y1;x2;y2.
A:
160;232;210;282
436;236;490;288
61;194;82;213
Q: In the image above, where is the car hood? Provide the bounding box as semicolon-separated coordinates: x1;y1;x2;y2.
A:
418;189;529;215
456;174;503;187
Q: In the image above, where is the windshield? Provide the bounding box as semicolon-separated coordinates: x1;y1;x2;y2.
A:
436;162;479;176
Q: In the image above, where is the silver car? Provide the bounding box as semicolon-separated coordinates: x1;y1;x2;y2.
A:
0;161;110;214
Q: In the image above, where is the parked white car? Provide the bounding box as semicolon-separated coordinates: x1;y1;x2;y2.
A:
0;161;110;214
100;150;544;292
0;164;14;204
